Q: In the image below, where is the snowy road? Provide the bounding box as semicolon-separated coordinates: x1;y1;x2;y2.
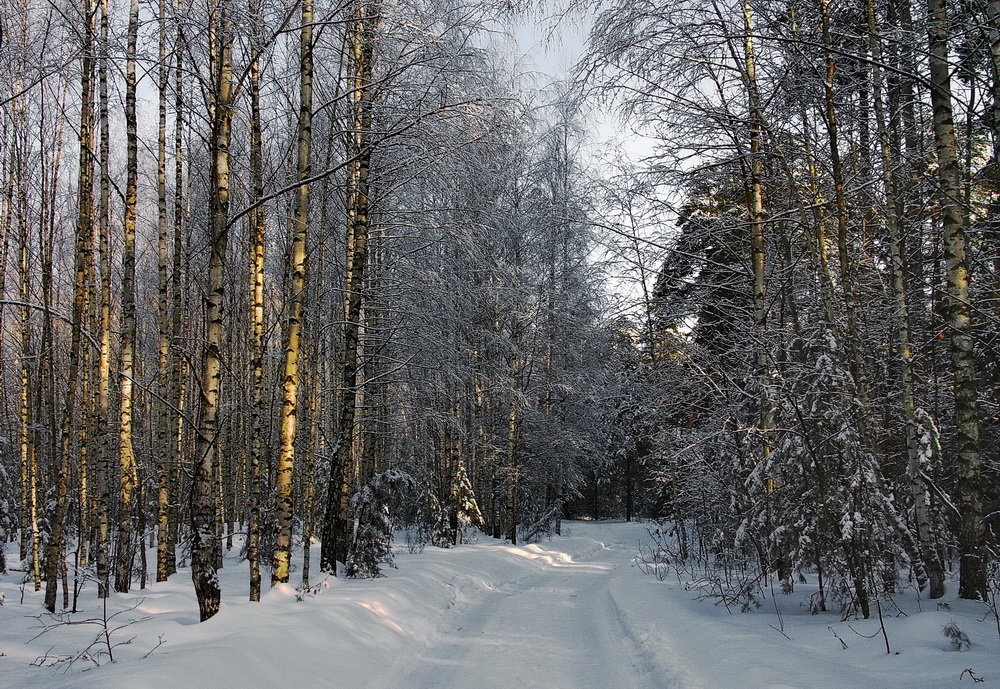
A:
372;527;675;689
4;521;1000;689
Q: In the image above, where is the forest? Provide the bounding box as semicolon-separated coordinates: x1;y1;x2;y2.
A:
0;0;997;637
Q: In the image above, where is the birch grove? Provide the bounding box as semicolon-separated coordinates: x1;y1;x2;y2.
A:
0;0;997;626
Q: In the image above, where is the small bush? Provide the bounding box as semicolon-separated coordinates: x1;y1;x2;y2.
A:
943;622;972;651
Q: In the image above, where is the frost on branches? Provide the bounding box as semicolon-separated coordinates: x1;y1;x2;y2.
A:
739;327;909;618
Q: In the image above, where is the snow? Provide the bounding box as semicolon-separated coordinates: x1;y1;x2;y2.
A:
1;521;998;688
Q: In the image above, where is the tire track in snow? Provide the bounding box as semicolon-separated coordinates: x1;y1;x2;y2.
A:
370;535;693;689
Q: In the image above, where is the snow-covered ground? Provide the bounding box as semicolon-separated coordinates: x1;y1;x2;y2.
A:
1;521;998;689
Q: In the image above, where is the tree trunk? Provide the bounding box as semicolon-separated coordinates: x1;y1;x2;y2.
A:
272;0;313;585
506;398;518;544
246;0;266;601
820;0;867;404
926;0;987;600
115;0;140;594
321;0;379;574
190;0;234;621
95;0;114;598
866;0;944;599
37;85;64;595
155;0;173;585
167;0;186;580
14;92;33;592
46;0;95;613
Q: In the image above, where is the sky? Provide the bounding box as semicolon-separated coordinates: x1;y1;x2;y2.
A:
504;4;657;166
501;6;670;317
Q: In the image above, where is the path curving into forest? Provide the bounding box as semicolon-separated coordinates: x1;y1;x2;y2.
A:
370;523;683;689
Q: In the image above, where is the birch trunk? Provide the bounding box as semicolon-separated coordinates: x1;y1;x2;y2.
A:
167;0;186;579
114;0;140;593
14;93;33;593
926;0;987;600
247;0;266;600
272;0;313;585
94;0;114;598
155;0;173;584
46;0;95;612
190;0;234;620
